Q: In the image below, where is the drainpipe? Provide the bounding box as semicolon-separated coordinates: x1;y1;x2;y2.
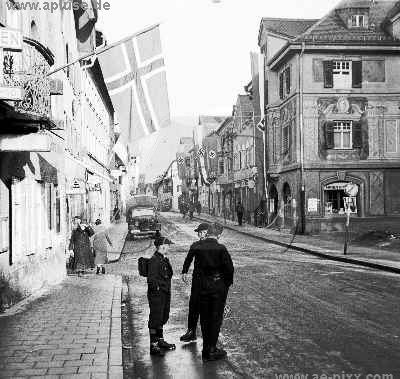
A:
299;42;306;234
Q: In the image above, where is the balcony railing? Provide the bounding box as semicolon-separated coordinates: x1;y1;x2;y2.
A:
1;37;54;119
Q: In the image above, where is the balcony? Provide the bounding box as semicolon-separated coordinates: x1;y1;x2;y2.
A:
1;37;55;125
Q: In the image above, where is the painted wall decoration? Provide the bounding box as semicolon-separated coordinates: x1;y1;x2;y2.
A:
317;96;369;160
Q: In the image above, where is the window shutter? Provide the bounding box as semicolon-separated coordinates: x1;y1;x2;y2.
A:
352;60;362;88
352;121;362;148
323;61;333;88
325;121;334;149
279;73;284;100
0;1;6;26
285;67;291;94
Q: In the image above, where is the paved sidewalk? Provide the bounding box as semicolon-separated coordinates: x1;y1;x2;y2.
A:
105;223;127;263
191;212;400;274
0;275;122;379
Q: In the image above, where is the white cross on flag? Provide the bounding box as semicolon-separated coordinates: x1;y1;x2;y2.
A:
98;24;171;152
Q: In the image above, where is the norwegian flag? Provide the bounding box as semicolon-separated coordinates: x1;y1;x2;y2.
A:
98;24;171;146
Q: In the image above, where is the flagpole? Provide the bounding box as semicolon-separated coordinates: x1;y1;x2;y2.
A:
46;22;161;77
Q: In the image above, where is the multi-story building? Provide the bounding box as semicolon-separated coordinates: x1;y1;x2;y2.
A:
0;0;116;294
260;0;400;233
231;95;264;224
215;117;235;219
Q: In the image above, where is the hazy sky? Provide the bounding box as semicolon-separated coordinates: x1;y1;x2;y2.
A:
98;0;340;118
97;0;341;180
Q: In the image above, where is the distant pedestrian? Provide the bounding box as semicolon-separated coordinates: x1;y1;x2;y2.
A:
92;219;113;275
68;216;95;275
236;201;244;226
147;236;176;356
197;223;234;361
189;202;195;220
196;201;202;216
180;222;210;343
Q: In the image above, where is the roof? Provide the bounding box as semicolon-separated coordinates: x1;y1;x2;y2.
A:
259;17;318;43
295;0;400;44
236;95;253;110
266;0;400;68
198;115;227;126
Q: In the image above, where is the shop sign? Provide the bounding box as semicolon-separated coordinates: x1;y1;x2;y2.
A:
324;182;349;191
0;28;23;50
345;183;358;197
66;179;85;195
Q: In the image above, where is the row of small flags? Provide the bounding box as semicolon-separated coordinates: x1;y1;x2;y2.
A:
177;148;217;166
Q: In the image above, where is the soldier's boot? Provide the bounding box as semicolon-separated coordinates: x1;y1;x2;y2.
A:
203;347;227;362
157;328;176;350
149;329;165;356
180;328;197;342
150;342;165;356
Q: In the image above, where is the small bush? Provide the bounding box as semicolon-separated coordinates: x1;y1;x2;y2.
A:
0;272;23;313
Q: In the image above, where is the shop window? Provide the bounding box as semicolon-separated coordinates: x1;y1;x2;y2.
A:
324;182;358;215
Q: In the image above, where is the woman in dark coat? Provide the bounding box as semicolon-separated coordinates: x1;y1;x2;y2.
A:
68;216;94;274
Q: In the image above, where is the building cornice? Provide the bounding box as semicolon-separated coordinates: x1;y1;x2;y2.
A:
268;43;400;70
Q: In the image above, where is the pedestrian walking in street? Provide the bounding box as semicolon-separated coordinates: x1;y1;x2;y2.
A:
180;222;210;343
147;236;176;356
196;201;202;216
236;201;244;226
92;219;113;275
197;223;234;361
68;216;95;275
189;201;195;220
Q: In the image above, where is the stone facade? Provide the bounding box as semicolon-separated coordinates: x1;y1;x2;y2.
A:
260;0;400;233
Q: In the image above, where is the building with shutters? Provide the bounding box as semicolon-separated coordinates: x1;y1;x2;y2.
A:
0;1;117;295
260;0;400;234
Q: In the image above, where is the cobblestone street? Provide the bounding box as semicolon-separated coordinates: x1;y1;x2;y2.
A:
0;275;122;379
108;213;400;379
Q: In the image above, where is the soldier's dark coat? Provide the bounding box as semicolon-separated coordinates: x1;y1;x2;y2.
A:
193;237;234;350
181;240;204;330
147;251;173;329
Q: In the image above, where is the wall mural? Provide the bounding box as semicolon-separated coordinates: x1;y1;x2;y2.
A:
317;97;369;160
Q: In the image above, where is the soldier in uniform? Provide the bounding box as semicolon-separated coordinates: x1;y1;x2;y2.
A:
147;236;176;356
197;223;234;361
180;222;210;342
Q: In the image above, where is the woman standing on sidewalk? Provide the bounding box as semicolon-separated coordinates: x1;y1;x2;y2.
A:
68;216;95;275
92;219;113;274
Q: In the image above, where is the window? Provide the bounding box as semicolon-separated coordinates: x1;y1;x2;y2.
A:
351;15;366;28
279;66;291;100
185;157;190;168
219;159;224;175
324;182;358;215
333;61;351;88
323;60;362;89
333;121;352;149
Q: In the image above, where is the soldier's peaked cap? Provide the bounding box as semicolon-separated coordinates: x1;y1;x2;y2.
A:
194;223;210;232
